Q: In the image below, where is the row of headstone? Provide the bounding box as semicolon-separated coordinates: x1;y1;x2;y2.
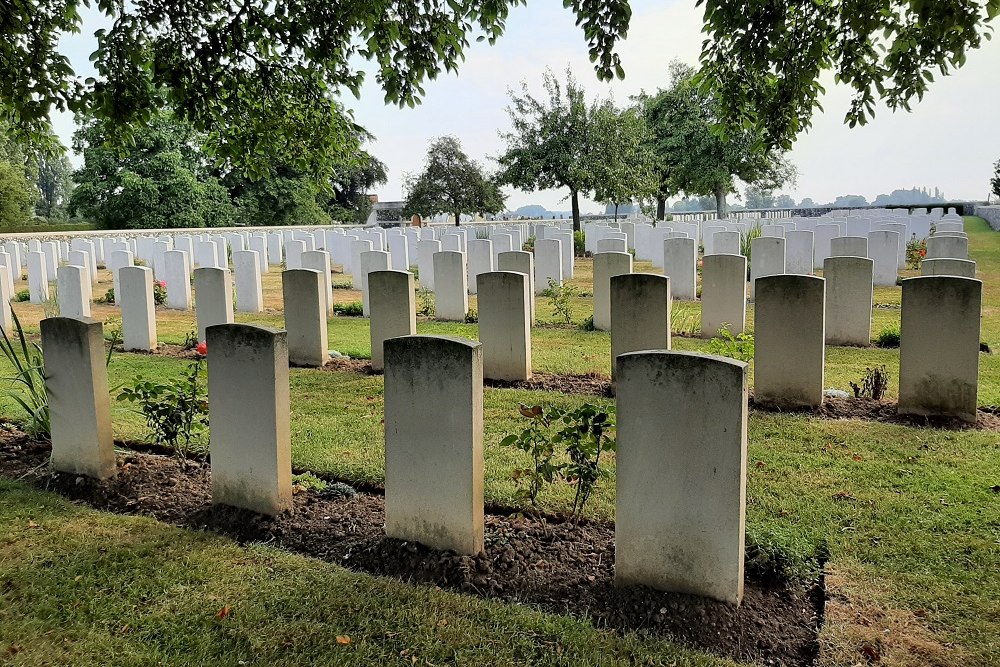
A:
41;315;749;605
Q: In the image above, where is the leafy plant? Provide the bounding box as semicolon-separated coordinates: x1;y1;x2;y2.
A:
332;279;354;289
13;289;29;302
875;324;901;348
579;314;596;331
740;223;763;259
153;280;167;305
464;307;478;323
549;403;616;518
97;287;115;304
117;359;209;459
292;472;328;494
670;306;700;337
103;316;122;367
333;300;364;317
522;235;536;252
905;238;927;270
707;324;754;362
500;402;616;519
499;405;560;508
0;309;50;439
181;328;199;351
416;288;435;317
573;230;586;257
542;278;578;324
850;365;889;400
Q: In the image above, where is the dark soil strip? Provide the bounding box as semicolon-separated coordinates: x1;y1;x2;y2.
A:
137;349;997;431
0;435;822;667
751;397;1000;431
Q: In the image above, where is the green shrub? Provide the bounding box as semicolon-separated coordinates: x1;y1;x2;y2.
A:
579;314;596;331
541;278;578;324
707;324;754;362
332;279;354;289
573;230;586;257
333;300;364;317
292;472;328;493
0;309;49;439
416;288;435;317
875;324;901;348
153;280;167;305
13;289;29;303
464;308;478;323
96;287;115;304
117;359;209;459
500;402;616;518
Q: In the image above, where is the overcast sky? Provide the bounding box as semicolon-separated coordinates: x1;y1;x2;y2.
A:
53;0;1000;213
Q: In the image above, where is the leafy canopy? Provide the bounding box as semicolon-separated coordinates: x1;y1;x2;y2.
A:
497;67;655;229
404;136;505;223
68;110;235;229
1;0;631;179
638;61;795;216
699;0;1000;150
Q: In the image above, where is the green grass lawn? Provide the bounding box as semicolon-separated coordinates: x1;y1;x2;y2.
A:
0;479;728;667
1;217;999;666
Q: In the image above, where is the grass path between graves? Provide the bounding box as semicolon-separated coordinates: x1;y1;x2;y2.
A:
0;217;998;665
0;478;730;667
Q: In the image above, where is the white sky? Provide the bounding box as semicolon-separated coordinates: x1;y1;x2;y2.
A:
52;0;1000;214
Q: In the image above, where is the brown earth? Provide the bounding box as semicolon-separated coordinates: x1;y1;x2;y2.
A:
0;431;823;667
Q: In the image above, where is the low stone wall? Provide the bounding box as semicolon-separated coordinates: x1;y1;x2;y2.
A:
974;205;1000;231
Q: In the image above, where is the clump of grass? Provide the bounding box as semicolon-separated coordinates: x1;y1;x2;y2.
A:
874;324;901;348
333;301;364;317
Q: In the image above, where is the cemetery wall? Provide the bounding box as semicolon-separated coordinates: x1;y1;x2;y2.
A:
974;205;1000;231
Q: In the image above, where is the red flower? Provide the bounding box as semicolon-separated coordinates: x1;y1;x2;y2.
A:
195;342;207;356
158;281;166;288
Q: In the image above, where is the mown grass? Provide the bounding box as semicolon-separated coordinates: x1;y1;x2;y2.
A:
0;479;730;667
1;217;999;665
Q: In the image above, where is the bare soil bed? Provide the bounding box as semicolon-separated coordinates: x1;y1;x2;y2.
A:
0;430;823;667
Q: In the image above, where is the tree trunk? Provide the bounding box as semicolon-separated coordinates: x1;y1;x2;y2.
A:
571;191;581;232
714;187;727;219
656;197;666;221
454;211;460;226
614;203;619;222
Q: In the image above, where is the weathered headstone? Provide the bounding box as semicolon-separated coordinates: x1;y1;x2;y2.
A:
615;350;747;605
120;266;157;352
207;324;292;515
593;252;633;331
300;250;332;315
417;239;441;291
823;256;873;346
898;276;981;422
754;275;825;407
497;250;536;324
610;273;671;380
534;238;563;293
41;317;116;479
748;237;785;300
477;271;532;381
701;254;747;338
384;335;484;555
27;251;49;304
360;249;390;317
785;230;814;275
368;270;417;372
663;237;697;301
466;239;494;296
830;236;868;257
867;230;900;287
194;267;234;343
282;269;328;367
920;258;976;278
433;251;469;321
926;235;969;260
57;265;91;318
